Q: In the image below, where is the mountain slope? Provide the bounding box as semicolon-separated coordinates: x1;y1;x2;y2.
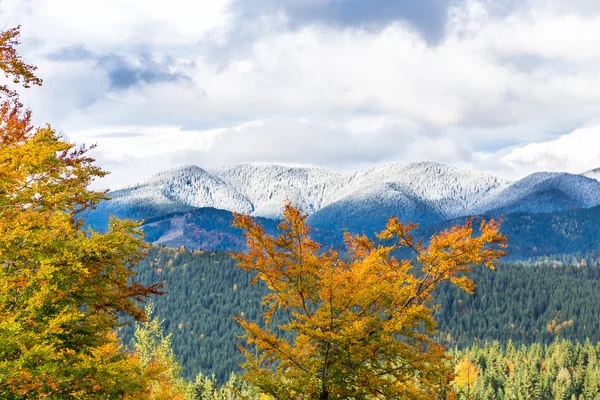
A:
97;162;509;225
140;207;344;251
421;204;600;260
138;204;600;260
471;173;600;215
88;162;600;235
584;168;600;182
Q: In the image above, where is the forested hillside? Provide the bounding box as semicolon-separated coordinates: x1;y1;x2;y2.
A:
424;205;600;260
123;247;600;383
128;203;600;262
121;249;266;381
138;208;344;251
450;339;600;399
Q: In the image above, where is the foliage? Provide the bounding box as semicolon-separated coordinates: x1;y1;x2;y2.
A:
231;203;507;399
454;358;480;397
0;26;42;100
193;373;262;400
0;26;163;398
450;339;600;399
133;304;192;399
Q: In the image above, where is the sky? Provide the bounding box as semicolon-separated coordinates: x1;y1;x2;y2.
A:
2;0;600;188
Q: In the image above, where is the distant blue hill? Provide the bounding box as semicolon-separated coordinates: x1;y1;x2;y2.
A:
85;162;600;259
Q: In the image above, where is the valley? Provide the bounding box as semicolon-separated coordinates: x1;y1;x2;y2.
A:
106;161;600;386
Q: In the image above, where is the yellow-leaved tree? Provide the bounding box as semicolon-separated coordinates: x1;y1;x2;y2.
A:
454;358;480;397
0;26;184;399
232;204;507;399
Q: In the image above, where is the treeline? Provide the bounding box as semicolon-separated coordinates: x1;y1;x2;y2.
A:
451;339;600;399
117;203;600;260
190;339;600;399
434;261;600;348
122;247;600;382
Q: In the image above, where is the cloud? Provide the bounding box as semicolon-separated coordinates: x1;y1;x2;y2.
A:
478;125;600;178
47;46;191;90
46;45;95;61
0;0;232;49
84;117;475;188
2;0;600;187
97;53;191;90
234;0;456;44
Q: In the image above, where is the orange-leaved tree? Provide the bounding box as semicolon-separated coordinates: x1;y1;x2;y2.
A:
232;204;507;399
0;26;180;399
0;26;42;100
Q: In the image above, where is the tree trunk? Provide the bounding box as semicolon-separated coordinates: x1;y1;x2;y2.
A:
320;389;329;400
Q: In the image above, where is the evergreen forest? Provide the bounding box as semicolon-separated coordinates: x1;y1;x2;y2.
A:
122;247;600;387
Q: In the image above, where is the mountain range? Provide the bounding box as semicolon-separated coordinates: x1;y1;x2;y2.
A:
87;162;600;259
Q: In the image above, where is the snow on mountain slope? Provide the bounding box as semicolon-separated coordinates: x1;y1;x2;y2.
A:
472;172;600;215
305;162;510;231
108;165;253;215
105;162;510;220
584;168;600;182
206;162;509;219
307;182;444;232
101;162;600;232
341;162;510;218
208;164;344;218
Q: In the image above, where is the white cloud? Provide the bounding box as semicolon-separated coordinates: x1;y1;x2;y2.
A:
2;0;600;186
478;125;600;178
0;0;232;49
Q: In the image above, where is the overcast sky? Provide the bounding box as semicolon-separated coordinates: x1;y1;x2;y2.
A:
3;0;600;188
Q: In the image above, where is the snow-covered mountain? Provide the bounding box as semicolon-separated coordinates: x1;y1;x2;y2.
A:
305;162;510;231
584;168;600;182
208;164;344;217
92;162;600;233
472;172;600;215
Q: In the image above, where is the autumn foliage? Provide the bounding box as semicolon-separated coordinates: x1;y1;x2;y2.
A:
0;26;42;100
0;26;185;398
232;204;507;399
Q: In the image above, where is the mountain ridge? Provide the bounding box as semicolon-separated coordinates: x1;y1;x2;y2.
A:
88;161;600;236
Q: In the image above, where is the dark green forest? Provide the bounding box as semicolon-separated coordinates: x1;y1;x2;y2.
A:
129;205;600;261
121;247;600;383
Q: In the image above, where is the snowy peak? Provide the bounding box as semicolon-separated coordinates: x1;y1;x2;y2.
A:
473;172;600;215
110;165;253;214
103;162;600;231
345;162;510;218
208;164;344;218
583;168;600;182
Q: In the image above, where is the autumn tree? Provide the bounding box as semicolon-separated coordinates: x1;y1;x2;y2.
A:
133;303;192;399
232;204;507;399
0;26;42;100
454;358;480;398
0;26;164;398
